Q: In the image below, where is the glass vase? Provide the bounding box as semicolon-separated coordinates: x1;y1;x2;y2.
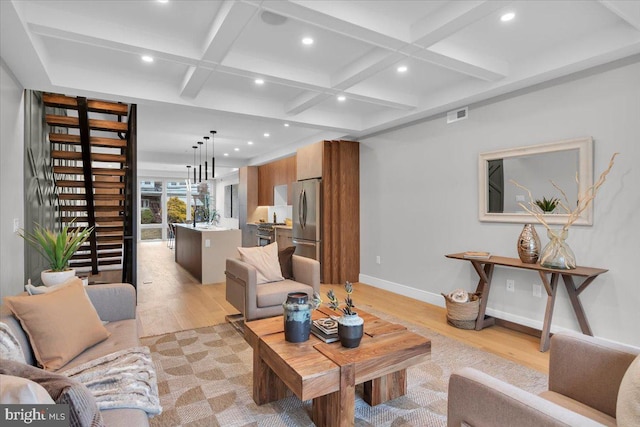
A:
540;229;576;270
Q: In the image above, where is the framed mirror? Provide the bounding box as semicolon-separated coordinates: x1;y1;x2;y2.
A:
478;137;593;225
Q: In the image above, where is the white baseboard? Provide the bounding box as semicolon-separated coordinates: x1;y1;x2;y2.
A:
359;273;640;350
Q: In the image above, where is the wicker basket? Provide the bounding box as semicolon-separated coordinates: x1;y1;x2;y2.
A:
441;292;480;330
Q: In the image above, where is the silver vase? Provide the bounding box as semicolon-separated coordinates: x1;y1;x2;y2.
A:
517;224;541;264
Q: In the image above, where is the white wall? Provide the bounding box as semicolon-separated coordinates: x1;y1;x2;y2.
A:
360;59;640;347
214;173;239;229
0;59;25;297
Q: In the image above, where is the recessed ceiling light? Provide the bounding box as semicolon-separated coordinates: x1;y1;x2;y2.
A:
234;148;239;151
337;95;346;102
248;141;254;145
157;0;169;3
233;168;239;171
224;153;229;157
255;78;264;85
263;133;270;137
302;37;314;45
500;12;515;22
397;65;408;73
141;55;154;63
284;123;290;127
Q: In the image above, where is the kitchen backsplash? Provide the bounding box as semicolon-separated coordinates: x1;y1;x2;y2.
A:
268;205;292;224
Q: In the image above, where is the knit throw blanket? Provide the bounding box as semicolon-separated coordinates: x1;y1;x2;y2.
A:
61;346;162;416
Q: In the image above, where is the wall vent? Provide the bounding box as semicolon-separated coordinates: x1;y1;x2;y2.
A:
447;107;468;124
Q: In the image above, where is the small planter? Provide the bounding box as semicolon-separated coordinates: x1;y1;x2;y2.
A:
337;313;364;348
442;292;480;330
41;269;76;287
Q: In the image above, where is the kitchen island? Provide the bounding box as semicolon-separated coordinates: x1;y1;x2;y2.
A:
174;224;241;284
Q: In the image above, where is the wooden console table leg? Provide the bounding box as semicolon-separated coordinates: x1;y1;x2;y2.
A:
253;341;288;405
562;275;594;336
470;262;495;331
312;363;355;427
363;369;406;406
539;273;560;352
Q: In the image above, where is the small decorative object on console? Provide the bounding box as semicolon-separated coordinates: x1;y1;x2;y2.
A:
463;251;491;260
517;223;541;264
327;282;364;348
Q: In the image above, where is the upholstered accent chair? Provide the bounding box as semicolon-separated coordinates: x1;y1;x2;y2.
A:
225;255;320;321
448;331;639;427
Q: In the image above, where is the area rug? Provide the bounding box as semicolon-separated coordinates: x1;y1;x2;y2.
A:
142;312;547;427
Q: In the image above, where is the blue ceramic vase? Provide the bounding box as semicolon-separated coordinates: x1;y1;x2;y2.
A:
283;292;311;343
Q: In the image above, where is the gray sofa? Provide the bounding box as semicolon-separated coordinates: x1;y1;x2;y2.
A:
226;255;320;321
1;283;149;427
448;331;639;427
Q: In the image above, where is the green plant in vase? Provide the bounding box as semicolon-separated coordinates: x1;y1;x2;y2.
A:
535;197;560;213
19;220;94;286
326;282;363;348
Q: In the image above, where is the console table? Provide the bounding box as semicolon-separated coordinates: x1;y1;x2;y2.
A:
445;253;608;352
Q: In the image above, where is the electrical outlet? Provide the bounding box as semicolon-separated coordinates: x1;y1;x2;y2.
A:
205;239;211;248
13;218;20;233
506;279;515;292
375;256;381;265
533;284;542;298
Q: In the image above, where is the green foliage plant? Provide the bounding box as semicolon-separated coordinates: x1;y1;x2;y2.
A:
327;281;356;315
19;220;94;272
140;208;154;224
535;197;560;213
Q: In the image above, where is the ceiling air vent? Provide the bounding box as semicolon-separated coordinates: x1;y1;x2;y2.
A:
447;107;468;124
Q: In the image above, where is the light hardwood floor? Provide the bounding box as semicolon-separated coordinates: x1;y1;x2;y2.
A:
136;241;550;373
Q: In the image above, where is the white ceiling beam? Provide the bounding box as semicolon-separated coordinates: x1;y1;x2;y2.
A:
285;92;331;115
599;0;640;32
180;1;257;98
330;48;403;90
411;1;510;47
417;46;508;82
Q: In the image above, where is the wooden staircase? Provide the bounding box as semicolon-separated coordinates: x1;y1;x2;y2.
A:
43;93;136;282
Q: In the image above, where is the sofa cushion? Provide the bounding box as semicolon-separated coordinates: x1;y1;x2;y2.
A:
3;281;110;371
0;321;26;363
256;280;314;308
278;246;296;280
539;390;616;426
61;319;140;372
0;374;55;404
237;242;284;284
617;353;640;426
0;359;104;427
26;276;82;295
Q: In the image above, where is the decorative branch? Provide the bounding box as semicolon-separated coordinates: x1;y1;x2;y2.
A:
511;152;619;233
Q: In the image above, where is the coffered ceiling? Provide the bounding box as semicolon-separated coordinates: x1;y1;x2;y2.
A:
2;0;639;177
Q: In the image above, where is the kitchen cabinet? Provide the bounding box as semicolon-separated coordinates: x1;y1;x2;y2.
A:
296;141;323;180
275;227;293;250
258;155;296;206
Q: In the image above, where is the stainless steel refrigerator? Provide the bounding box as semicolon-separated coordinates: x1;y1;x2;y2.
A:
292;178;321;262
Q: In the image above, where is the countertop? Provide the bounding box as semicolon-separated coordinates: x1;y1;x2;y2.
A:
174;223;232;232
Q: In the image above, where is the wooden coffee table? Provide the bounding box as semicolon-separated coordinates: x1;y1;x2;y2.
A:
244;307;431;427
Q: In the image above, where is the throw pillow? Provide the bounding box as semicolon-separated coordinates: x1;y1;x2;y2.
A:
26;276;82;295
0;321;26;364
278;246;296;280
4;281;110;371
0;359;104;427
617;353;640;426
0;374;55;404
237;242;284;284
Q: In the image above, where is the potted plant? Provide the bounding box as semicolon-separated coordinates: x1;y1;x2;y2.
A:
326;281;364;348
19;221;94;286
534;197;560;213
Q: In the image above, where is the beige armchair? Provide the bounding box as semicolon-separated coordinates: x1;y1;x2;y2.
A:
448;331;639;426
225;255;320;321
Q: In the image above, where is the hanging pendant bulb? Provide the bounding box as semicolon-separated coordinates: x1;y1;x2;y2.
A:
210;130;217;179
197;141;203;183
203;136;209;180
186;165;192;192
192;145;198;184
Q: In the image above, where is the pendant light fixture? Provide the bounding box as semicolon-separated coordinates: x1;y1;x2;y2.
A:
210;130;217;179
186;165;192;192
192;145;198;184
197;140;203;183
203;136;210;180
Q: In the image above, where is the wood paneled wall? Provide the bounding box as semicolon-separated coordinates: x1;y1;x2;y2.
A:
322;140;359;284
257;155;296;206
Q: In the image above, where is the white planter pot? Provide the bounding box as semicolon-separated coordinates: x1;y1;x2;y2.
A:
41;269;76;287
